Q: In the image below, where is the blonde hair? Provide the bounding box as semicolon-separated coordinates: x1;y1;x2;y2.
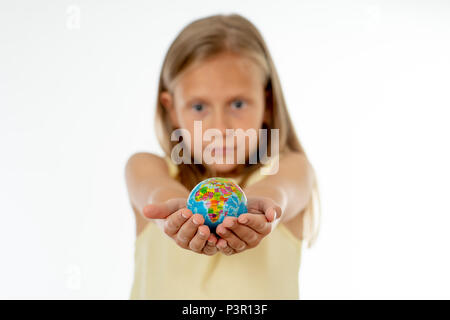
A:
154;13;321;247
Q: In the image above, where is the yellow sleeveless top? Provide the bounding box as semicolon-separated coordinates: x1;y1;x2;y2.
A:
130;155;302;299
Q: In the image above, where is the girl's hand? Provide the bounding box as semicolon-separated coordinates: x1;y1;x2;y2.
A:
215;196;282;255
143;198;219;256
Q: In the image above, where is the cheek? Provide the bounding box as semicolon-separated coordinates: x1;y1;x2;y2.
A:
233;121;264;157
247;110;266;151
247;104;265;126
175;110;195;137
236;107;265;135
176;120;203;159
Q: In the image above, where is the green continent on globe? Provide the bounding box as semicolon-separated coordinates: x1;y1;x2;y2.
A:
194;177;244;223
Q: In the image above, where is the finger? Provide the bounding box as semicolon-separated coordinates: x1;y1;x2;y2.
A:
216;238;235;256
202;234;218;256
238;213;271;235
189;225;210;253
164;208;192;237
209;233;219;243
216;223;246;252
266;206;282;222
224;217;261;247
143;198;187;219
175;214;204;248
247;197;281;222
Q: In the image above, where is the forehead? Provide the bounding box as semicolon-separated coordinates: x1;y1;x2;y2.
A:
173;52;265;100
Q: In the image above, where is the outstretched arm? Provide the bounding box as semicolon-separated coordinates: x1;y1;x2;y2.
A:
215;151;314;255
125;152;189;218
244;151;314;225
125;152;219;255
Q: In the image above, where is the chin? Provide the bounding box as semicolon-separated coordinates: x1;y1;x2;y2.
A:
208;163;239;175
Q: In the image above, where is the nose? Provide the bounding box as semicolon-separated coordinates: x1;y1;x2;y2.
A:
207;107;235;147
211;107;230;136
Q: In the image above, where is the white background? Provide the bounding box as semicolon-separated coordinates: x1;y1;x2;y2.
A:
1;0;449;299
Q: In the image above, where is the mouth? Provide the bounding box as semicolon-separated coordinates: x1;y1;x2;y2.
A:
203;145;236;156
212;147;235;155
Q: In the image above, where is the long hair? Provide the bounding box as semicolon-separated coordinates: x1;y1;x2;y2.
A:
154;13;321;247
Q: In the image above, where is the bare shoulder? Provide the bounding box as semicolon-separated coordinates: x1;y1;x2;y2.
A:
279;151;312;176
281;150;309;164
125;152;169;177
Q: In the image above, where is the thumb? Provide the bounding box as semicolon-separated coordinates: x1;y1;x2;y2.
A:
250;196;282;222
142;198;187;219
265;206;282;222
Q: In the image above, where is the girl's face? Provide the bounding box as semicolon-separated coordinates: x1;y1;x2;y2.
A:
161;51;268;174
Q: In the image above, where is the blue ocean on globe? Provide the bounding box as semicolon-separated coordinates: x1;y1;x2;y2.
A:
187;177;248;233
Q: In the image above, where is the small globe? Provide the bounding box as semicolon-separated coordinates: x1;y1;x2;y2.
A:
187;177;248;233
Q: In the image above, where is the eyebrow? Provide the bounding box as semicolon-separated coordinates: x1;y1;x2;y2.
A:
185;94;253;106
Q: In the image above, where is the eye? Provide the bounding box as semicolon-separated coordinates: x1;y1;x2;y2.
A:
192;103;204;112
231;99;246;110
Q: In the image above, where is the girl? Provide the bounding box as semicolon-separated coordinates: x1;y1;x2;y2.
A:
125;13;320;300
